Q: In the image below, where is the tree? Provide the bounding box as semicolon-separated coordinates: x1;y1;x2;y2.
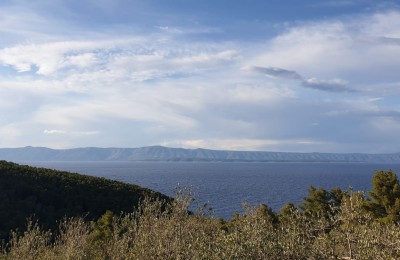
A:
254;204;278;224
300;186;346;219
91;210;115;243
365;170;400;222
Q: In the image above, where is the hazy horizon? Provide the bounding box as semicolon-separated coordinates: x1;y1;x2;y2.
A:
1;145;400;155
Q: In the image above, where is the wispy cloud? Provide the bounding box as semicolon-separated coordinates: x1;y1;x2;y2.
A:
250;66;355;93
43;129;67;134
0;39;139;75
0;2;400;153
312;0;363;7
162;138;324;151
377;36;400;45
249;11;400;89
250;66;302;80
301;78;354;93
44;129;100;136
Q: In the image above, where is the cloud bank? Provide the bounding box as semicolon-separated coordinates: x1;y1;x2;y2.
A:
0;2;399;153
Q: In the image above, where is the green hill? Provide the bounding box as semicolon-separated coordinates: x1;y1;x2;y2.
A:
0;160;170;240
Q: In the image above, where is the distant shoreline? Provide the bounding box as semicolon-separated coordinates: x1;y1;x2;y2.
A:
1;145;399;163
15;160;400;164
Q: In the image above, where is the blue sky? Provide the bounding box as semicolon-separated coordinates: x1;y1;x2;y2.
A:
0;0;400;153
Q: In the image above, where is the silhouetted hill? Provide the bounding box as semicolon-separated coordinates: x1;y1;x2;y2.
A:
1;146;400;162
0;161;170;240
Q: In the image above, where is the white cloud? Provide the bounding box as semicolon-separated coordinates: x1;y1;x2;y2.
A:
0;6;400;152
64;53;98;68
162;138;325;152
44;129;100;136
0;39;140;75
43;129;67;134
249;11;400;85
0;36;239;86
362;11;400;38
223;84;294;103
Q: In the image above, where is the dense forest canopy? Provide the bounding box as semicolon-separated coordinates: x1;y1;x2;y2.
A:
0;160;170;240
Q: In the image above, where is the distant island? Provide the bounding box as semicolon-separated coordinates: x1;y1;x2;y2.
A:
1;146;400;163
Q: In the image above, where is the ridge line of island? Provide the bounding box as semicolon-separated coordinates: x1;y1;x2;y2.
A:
1;146;400;163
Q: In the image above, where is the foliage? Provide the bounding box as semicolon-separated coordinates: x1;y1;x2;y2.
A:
1;162;400;259
1;188;400;259
299;186;346;220
364;169;400;222
0;160;170;242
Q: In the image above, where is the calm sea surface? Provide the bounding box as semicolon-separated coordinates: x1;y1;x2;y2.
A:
22;161;400;219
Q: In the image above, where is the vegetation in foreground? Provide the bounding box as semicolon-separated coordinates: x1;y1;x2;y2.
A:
1;161;400;259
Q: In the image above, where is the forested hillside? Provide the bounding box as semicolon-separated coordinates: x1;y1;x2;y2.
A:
0;161;170;240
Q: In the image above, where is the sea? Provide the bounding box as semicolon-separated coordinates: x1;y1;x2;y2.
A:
22;161;400;219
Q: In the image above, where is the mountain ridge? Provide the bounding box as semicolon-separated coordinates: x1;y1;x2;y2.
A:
1;146;400;163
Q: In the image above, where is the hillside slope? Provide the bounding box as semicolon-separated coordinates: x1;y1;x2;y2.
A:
0;161;170;240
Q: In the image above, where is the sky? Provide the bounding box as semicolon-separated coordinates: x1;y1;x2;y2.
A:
0;0;400;153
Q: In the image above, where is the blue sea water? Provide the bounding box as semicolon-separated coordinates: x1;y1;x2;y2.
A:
23;161;400;219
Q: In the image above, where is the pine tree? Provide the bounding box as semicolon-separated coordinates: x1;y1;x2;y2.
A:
365;170;400;222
